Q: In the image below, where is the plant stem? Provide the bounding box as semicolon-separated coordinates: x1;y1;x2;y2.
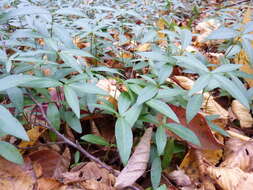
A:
27;92;119;176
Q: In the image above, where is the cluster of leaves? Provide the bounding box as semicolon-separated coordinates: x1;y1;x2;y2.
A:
0;0;253;189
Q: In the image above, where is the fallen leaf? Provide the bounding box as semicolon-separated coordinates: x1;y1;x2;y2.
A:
167;105;223;150
115;128;153;189
61;162;115;187
80;179;116;190
207;167;253;190
29;148;71;179
221;138;253;172
167;169;191;187
18;126;47;154
231;100;253;128
37;178;61;190
136;43;151;52
0;157;36;190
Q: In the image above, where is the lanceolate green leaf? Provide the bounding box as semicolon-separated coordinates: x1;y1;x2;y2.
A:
189;74;211;96
0;141;23;164
64;112;82;133
6;87;24;112
118;92;132;115
47;103;60;130
0;105;29;141
151;157;162;189
214;74;249;109
115;117;133;165
207;27;239;40
165;123;200;146
156;126;167;156
123;104;143;127
186;94;203;123
64;85;80;118
136;84;158;105
69;83;108;96
0;74;35;91
146;99;179;123
81;134;110;146
59;52;83;74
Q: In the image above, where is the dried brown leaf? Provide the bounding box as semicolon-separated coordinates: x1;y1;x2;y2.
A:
221;138;253;172
232;100;253;128
115;128;153;189
29;148;71;179
61;162;115;186
168;169;191;187
0;157;36;190
207;167;253;190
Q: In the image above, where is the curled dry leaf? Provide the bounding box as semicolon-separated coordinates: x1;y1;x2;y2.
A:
168;105;223;150
172;76;195;90
97;78;121;99
207;167;253;190
231;100;253;128
29;148;71;179
202;93;228;120
221;138;253;172
115;128;153;189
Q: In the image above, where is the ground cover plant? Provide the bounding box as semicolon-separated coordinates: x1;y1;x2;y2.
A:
1;0;253;189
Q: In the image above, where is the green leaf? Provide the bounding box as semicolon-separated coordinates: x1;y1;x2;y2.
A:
21;78;61;88
6;87;24;112
165;123;200;146
124;104;143;127
162;138;174;169
81;134;110;146
242;37;253;66
64;85;80;118
151;157;162;189
115;117;133;165
0;105;28;141
180;29;192;49
0;6;50;24
186;94;203;123
146;99;179;122
64;112;82;133
214;74;249;109
136;85;158;105
118;92;132;115
156;88;182;99
59;52;83;74
69;83;108;96
156;126;167;156
207;27;239;40
0;74;35;91
207;120;230;137
0;141;23;164
92;104;118;115
158;65;173;84
61;49;94;57
47;103;60;130
189;74;211;96
212;64;241;73
175;56;209;74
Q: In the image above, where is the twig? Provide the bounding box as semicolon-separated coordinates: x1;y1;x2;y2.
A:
27;92;119;176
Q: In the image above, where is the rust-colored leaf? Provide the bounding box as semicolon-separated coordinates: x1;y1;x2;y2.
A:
115;128;153;189
29;148;71;179
167;105;223;150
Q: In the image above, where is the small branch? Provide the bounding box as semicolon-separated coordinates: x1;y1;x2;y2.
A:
27;92;119;176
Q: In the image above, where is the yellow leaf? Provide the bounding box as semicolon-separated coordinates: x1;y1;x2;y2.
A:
18;126;47;154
